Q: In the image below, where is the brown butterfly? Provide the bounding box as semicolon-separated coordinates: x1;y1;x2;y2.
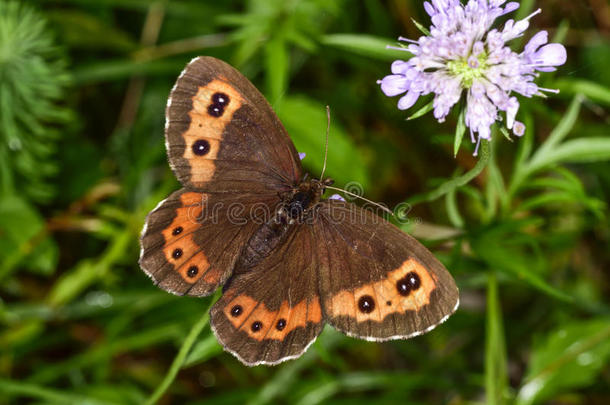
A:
139;56;459;366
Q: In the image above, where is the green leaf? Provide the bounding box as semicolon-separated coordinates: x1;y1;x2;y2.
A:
144;295;218;405
411;18;430;36
407;99;434;120
517;191;579;212
0;1;72;202
536;95;583;155
513;112;535;178
275;95;369;189
183;333;223;367
471;221;573;302
485;272;508;405
0;196;57;280
408;140;490;204
453;107;466;156
28;237;59;276
555;79;610;106
445;189;464;228
48;230;131;306
73;59;183;84
265;35;289;104
510;96;588;195
536;137;610;166
0;378;115;405
47;10;137;51
516;319;610;405
321;34;409;61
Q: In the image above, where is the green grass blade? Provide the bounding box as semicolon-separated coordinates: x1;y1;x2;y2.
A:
485;272;508;405
0;378;117;405
321;34;409;61
144;294;218;405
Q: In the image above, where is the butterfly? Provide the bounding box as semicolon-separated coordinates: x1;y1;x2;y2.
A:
139;56;459;366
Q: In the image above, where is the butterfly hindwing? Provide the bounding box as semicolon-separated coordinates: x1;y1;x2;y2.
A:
165;56;302;192
210;224;324;366
314;200;459;340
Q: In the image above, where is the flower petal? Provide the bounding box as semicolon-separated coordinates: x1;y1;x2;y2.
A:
298;152;306;160
501;2;520;15
424;1;435;16
397;90;420;110
391;60;410;74
378;75;409;97
513;121;526;136
533;43;567;66
505;96;519;129
524;30;548;55
478;125;491;140
535;66;557;72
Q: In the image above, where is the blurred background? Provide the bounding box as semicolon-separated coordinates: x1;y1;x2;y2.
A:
1;0;609;404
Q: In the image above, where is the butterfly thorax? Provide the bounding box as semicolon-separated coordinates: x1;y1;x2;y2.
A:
235;177;332;271
282;177;333;223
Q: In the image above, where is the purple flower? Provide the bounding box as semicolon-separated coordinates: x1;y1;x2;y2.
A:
298;152;306;160
329;194;346;201
377;0;566;155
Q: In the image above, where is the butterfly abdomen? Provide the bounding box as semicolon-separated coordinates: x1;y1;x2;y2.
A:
237;220;290;271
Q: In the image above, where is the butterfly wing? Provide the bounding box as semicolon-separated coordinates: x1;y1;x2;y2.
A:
141;56;305;297
139;189;280;296
209;224;324;366
313;200;459;340
165;56;302;192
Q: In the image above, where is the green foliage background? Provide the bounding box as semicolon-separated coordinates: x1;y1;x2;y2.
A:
1;0;609;404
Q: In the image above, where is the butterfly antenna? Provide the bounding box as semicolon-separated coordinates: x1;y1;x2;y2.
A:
324;185;394;216
320;105;330;180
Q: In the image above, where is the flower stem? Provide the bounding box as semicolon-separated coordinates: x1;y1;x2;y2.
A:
408;140;490;205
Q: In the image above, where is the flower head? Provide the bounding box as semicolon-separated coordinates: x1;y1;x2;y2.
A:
377;0;566;155
329;194;346;201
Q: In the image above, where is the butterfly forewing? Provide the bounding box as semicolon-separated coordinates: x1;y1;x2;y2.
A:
165;56;302;192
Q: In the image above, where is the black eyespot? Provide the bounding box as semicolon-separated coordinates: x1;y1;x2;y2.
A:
192;139;210;156
276;319;286;331
396;278;410;296
251;321;262;332
396;272;421;295
230;305;242;317
212;92;230;106
405;271;421;291
207;104;224;117
386;301;392;306
172;248;183;259
172;226;183;235
358;295;375;313
187;266;198;277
